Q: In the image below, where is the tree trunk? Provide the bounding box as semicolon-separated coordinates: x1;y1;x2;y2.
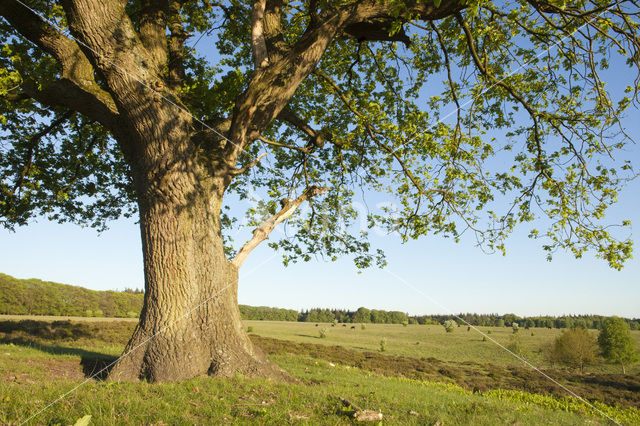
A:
106;137;290;383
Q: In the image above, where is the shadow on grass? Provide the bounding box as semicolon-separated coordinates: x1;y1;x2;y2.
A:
294;334;321;339
0;336;117;380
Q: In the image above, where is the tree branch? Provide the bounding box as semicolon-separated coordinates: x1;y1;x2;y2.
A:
0;1;119;128
224;0;466;166
257;135;315;156
167;0;190;89
138;0;169;71
10;111;75;197
228;152;267;175
277;107;329;148
231;185;329;268
251;0;269;69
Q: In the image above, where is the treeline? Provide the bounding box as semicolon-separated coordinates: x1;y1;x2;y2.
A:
412;313;640;330
0;273;143;318
2;274;638;329
238;305;640;329
240;306;409;324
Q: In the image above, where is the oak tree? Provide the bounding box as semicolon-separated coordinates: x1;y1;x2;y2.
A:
1;0;638;382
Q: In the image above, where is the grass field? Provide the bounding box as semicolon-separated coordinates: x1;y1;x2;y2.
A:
1;316;639;424
244;320;640;375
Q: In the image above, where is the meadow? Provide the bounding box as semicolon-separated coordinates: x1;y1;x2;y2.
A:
244;320;640;374
0;316;639;424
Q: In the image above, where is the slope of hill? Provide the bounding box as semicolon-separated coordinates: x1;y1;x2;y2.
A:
0;273;142;318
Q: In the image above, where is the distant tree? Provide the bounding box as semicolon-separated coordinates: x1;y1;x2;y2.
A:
443;320;456;333
352;308;371;324
546;328;596;373
318;328;328;339
495;319;505;328
598;317;639;374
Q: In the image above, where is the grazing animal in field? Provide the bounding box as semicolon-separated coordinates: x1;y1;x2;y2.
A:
467;326;471;331
351;326;356;329
315;324;318;327
342;324;347;327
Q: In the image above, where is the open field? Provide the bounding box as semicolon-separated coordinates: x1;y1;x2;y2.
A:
1;317;639;424
4;315;639;373
244;320;640;375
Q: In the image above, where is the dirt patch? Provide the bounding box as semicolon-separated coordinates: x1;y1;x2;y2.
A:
250;335;640;409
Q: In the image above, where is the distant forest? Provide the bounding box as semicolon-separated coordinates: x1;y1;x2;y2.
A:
1;273;638;329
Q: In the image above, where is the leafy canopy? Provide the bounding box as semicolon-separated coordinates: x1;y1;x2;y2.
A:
598;316;639;367
1;0;639;268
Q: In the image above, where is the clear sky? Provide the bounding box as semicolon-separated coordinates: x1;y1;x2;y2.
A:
1;24;639;319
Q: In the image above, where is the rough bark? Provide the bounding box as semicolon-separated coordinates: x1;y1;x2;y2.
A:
107;129;290;382
107;184;289;382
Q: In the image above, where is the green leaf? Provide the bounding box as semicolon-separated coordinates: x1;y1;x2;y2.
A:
73;415;92;426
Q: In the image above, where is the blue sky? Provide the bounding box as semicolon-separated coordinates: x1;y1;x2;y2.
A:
1;18;639;319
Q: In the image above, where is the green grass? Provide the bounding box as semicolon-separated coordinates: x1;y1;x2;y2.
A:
244;320;640;375
1;342;635;425
1;317;639;424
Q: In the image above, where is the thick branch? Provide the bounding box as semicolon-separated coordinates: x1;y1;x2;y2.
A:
0;1;118;128
138;0;168;70
59;0;160;112
342;20;411;46
167;0;189;89
225;0;466;166
251;0;269;69
231;185;329;268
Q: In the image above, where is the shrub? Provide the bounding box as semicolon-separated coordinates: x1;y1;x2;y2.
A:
319;328;328;339
360;324;366;330
512;323;519;333
402;320;408;327
379;338;387;352
247;326;254;333
506;334;526;357
598;317;639;374
93;309;103;317
443;320;456;333
546;328;596;373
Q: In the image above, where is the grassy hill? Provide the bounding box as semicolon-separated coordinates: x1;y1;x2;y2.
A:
0;273;142;318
